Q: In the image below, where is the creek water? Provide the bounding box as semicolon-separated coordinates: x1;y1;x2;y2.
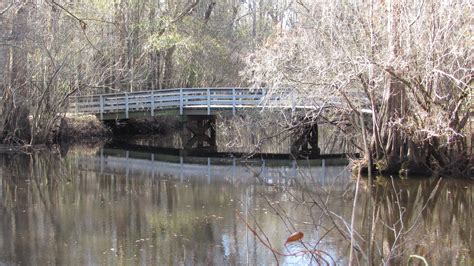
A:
0;144;471;265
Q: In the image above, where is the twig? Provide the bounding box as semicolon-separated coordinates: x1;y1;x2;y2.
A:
0;2;14;16
50;1;87;30
235;210;332;264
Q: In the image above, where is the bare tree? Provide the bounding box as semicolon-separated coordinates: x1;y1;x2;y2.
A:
0;0;281;145
0;1;31;144
244;0;472;177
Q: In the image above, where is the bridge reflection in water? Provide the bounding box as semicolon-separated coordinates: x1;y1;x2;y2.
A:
76;147;351;187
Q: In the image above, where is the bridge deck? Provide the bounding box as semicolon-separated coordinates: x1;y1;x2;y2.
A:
69;87;351;120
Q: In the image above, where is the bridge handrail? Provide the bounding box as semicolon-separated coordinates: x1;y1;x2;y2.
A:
69;87;253;99
68;87;368;119
68;87;266;118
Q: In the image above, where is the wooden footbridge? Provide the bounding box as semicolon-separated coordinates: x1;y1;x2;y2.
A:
69;87;345;120
69;87;366;157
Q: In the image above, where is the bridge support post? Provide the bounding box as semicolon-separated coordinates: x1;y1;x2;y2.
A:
207;88;211;115
150;90;155;117
125;93;129;119
232;88;236;116
179;88;183;115
99;95;104;120
290;123;320;158
182;115;217;152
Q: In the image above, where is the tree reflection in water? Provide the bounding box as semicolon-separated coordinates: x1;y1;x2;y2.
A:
0;150;471;265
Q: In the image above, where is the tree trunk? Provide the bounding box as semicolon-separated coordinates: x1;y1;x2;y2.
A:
0;2;9;93
163;45;176;89
373;0;409;174
203;2;216;25
148;2;157;90
114;0;127;92
251;0;257;46
1;3;30;143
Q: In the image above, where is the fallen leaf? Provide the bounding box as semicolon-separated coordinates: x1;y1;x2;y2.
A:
285;232;304;244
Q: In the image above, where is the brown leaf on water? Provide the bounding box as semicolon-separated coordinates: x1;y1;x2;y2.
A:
285;232;304;244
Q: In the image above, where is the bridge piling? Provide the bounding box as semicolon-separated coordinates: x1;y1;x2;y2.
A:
182;115;217;152
290;123;320;158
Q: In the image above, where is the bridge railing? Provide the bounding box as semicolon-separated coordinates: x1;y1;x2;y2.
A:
68;87;370;119
69;87;265;119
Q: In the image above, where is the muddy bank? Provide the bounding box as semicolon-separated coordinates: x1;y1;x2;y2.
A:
58;115;111;143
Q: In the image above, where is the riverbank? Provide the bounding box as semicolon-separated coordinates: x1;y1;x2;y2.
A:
57;115;182;143
58;115;111;143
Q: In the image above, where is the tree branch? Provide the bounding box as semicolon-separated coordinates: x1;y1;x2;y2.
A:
50;0;87;30
0;2;14;16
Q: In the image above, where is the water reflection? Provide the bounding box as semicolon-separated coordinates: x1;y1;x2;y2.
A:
354;177;473;265
78;148;349;186
0;149;471;265
126;117;355;155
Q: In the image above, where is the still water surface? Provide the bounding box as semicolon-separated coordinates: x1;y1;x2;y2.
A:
0;146;471;265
